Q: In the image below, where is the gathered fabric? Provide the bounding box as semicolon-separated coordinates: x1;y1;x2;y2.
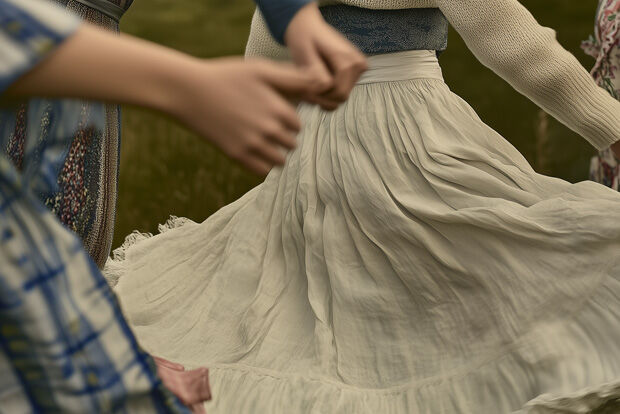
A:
107;51;620;413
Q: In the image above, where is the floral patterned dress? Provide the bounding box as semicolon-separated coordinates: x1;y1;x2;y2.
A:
5;0;133;268
583;0;620;190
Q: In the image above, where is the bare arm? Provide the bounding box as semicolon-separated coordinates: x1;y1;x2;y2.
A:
7;24;199;115
7;24;317;175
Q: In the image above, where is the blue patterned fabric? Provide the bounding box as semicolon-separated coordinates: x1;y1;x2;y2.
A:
0;0;189;411
5;0;136;270
320;6;449;55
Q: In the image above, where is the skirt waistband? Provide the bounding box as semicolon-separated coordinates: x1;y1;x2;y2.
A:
357;50;444;85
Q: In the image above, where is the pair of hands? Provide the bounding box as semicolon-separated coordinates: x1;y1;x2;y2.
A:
154;357;210;413
168;1;620;174
184;3;367;175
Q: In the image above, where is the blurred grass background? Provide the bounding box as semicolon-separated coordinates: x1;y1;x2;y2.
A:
114;0;600;249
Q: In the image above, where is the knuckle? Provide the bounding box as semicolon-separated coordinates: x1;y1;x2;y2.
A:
290;121;301;133
317;71;332;83
333;87;348;101
262;122;282;138
245;136;262;151
229;148;244;160
283;109;300;124
274;153;286;164
274;102;294;117
355;59;368;72
308;71;332;90
281;131;295;143
353;52;366;63
334;60;350;72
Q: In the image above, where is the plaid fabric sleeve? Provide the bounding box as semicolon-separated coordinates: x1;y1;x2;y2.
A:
0;161;191;412
0;0;81;95
0;1;191;412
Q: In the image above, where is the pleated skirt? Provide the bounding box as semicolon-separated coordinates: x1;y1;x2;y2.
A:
107;50;620;413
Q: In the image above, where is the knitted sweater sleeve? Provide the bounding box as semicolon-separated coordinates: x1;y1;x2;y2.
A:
434;0;620;150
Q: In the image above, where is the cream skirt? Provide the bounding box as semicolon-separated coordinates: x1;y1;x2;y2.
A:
106;50;620;413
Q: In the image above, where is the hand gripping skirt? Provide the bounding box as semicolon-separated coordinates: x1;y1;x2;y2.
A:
106;50;620;414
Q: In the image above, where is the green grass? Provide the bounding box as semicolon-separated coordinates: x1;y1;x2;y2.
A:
114;0;601;249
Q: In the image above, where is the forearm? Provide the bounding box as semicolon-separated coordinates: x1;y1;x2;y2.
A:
5;24;198;117
254;0;313;44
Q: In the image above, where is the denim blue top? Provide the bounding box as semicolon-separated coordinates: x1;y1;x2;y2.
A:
255;0;311;44
320;6;448;54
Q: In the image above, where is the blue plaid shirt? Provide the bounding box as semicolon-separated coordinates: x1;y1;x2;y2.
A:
0;0;189;412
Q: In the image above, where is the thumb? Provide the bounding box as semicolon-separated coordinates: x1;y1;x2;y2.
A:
304;61;335;95
300;45;334;94
290;41;335;94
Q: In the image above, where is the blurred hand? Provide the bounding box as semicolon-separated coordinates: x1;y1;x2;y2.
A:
284;3;368;110
153;356;210;414
612;140;620;159
171;58;314;175
7;25;312;176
